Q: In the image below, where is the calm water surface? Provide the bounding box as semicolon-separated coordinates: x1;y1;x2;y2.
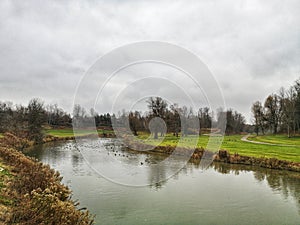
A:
26;139;300;225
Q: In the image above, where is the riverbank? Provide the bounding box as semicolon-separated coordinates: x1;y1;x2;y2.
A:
0;131;115;151
42;130;300;172
0;145;94;224
124;143;300;172
135;133;300;162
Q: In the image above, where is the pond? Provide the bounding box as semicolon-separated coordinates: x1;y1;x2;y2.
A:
26;138;300;225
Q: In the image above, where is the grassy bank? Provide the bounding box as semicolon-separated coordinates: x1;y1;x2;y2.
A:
221;135;300;162
124;135;300;172
45;128;93;137
45;128;114;138
136;133;300;163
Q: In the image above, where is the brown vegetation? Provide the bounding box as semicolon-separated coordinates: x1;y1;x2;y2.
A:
0;132;33;151
0;145;94;224
215;149;300;172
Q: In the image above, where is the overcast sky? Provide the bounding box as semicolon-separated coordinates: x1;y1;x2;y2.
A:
0;0;300;123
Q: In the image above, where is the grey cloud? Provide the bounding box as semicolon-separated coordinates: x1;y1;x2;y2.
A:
0;0;300;122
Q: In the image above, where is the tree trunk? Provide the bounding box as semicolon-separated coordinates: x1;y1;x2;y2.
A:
293;122;296;136
261;124;265;135
273;124;277;134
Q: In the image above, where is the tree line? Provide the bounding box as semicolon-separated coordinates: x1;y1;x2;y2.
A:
121;97;246;138
3;77;300;144
252;78;300;137
0;99;111;143
0;99;47;143
0;97;248;144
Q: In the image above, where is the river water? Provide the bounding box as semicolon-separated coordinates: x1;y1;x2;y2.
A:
26;138;300;225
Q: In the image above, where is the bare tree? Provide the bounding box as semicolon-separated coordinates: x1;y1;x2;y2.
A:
27;98;47;143
179;106;188;136
198;107;212;135
280;87;297;137
0;101;13;132
147;97;168;139
264;94;281;134
45;104;71;127
169;104;180;137
251;101;265;135
128;111;143;136
72;104;86;128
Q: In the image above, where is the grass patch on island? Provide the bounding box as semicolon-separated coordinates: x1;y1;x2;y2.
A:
137;133;300;163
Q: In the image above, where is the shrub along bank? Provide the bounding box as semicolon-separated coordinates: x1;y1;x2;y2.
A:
0;144;94;224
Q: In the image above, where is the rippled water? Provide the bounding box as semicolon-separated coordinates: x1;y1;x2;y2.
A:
26;139;300;225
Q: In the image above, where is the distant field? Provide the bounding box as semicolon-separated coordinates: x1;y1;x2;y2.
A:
45;128;114;137
248;135;300;146
0;134;3;139
137;133;300;162
45;129;92;137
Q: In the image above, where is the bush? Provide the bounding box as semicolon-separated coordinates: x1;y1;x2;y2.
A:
0;132;32;151
0;147;94;224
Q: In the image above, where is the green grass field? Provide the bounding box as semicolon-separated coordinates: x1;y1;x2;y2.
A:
0;134;3;139
45;128;92;137
136;133;300;162
221;135;300;162
45;128;114;137
248;135;300;146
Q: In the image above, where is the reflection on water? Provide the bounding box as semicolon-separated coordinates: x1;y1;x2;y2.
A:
26;139;300;225
212;163;300;214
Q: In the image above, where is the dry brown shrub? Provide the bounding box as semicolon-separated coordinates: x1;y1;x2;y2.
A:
0;147;94;224
0;133;32;150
